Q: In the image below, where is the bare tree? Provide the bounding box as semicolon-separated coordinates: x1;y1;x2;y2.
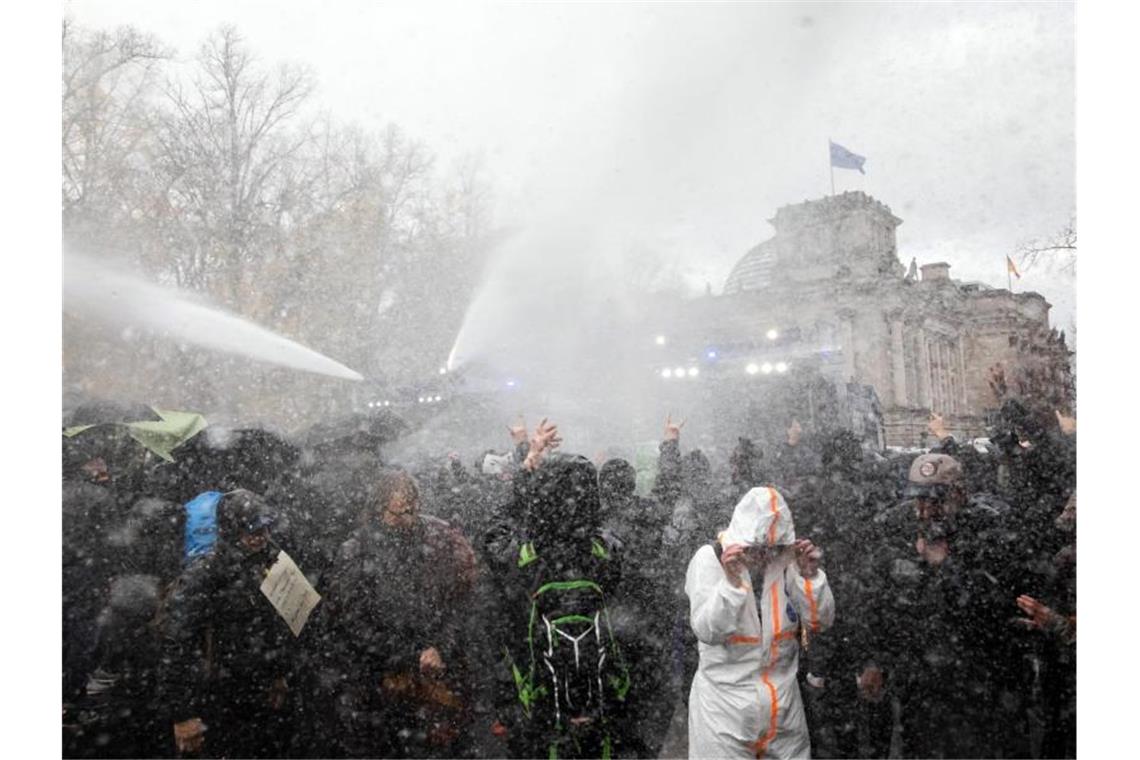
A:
155;25;315;304
1016;217;1076;274
62;19;170;224
62;20;497;418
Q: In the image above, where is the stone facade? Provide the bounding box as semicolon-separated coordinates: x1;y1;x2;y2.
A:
666;192;1072;447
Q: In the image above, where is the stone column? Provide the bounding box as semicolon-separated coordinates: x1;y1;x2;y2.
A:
930;339;943;413
939;342;952;414
957;339;969;408
916;327;932;409
839;311;856;381
925;339;934;410
890;317;908;407
936;341;950;414
946;342;959;414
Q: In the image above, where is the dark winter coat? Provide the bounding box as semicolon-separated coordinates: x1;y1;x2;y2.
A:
317;513;478;757
497;454;631;758
158;539;299;757
857;495;1021;757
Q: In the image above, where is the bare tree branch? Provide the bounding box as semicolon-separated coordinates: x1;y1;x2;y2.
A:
1016;217;1076;274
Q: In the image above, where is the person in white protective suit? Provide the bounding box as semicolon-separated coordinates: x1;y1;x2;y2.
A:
685;486;834;759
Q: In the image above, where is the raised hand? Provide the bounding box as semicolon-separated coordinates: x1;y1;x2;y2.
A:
719;543;748;588
928;412;949;440
523;418;561;470
794;538;821;579
1013;594;1061;631
532;418;561;453
507;417;528;444
664;413;685;442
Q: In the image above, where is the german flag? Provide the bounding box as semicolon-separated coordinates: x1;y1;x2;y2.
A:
1006;255;1021;279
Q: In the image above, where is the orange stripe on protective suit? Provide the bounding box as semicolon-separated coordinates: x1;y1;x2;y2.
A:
728;634;760;645
751;581;783;757
804;578;820;633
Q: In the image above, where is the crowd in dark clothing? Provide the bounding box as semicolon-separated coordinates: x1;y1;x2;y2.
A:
62;399;1076;759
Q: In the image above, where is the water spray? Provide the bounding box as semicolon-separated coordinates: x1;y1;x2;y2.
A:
64;252;364;382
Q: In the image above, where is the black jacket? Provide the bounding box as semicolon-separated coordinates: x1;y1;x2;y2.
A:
158;541;297;725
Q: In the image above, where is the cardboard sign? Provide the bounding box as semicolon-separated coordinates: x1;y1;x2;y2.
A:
260;550;321;637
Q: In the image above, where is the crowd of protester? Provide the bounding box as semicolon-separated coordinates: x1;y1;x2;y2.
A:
61;397;1076;759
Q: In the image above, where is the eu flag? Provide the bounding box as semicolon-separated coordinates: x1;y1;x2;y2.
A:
829;141;866;174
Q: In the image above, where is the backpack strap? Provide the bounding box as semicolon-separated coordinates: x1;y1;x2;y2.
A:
518;541;538;568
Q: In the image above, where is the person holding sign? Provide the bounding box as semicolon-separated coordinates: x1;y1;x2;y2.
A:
160;490;308;758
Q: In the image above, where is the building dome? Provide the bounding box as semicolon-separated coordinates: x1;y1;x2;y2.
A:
723;242;776;294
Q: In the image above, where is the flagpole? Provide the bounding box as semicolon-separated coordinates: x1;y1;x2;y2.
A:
828;138;835;196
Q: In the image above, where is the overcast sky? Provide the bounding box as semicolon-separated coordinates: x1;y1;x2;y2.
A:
65;0;1076;331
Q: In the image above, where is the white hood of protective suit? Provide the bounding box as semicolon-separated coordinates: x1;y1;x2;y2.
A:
721;486;796;548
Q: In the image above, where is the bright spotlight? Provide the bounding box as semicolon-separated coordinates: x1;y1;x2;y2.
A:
417;396;425;403
506;379;516;388
662;368;673;379
775;362;789;373
438;367;447;375
761;362;774;374
766;328;779;341
688;367;699;377
434;394;442;402
383;401;390;407
367;401;375;408
674;367;685;378
655;335;666;346
746;363;759;375
706;349;717;359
